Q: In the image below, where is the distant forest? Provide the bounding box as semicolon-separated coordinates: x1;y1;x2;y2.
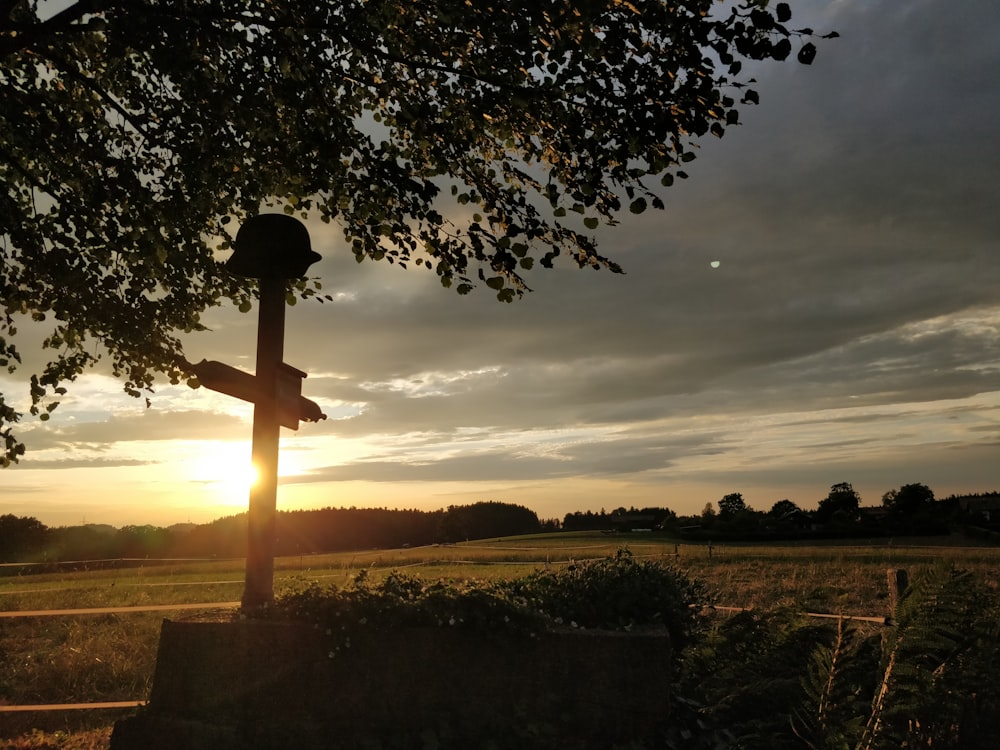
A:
1;487;998;568
0;501;548;566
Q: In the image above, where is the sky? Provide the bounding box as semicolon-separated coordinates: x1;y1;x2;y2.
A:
3;0;999;528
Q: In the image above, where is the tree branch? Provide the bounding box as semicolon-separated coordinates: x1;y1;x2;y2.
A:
0;0;116;57
29;45;156;145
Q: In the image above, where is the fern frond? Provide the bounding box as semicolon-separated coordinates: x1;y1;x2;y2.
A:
793;616;867;750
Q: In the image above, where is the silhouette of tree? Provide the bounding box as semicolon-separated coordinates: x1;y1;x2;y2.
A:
718;492;748;519
768;498;801;517
0;513;48;562
563;509;609;532
882;483;935;517
815;482;861;524
437;501;540;542
1;1;831;463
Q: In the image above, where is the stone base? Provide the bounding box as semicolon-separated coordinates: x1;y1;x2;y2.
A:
112;619;670;750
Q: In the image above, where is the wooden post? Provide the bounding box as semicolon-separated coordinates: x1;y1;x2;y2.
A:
206;214;321;610
242;277;286;610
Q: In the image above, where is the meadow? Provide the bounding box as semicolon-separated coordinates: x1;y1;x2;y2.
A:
2;532;999;748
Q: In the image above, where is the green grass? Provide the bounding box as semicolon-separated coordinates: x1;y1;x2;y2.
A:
2;532;999;747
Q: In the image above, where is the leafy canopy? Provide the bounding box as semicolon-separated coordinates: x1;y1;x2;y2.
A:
1;0;830;463
718;491;748;518
816;481;862;523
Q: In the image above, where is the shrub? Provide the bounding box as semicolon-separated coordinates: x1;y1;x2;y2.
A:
260;548;707;647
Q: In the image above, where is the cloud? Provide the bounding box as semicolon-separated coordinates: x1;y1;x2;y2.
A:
15;408;249;456
14;457;152;470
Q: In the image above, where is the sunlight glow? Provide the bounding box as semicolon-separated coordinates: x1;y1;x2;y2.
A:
187;441;257;508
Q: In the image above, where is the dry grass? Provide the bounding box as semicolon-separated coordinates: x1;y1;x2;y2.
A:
0;728;112;750
674;541;1000;615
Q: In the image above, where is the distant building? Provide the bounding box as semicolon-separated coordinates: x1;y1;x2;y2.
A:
859;506;890;522
609;514;658;532
960;495;1000;523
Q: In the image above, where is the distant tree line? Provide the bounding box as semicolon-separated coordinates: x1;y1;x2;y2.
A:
2;485;998;568
0;501;546;566
562;506;678;532
676;483;1000;541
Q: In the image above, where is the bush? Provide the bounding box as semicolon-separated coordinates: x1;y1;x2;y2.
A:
669;566;1000;750
260;548;707;648
506;548;708;646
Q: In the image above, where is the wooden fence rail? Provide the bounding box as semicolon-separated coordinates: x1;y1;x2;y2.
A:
0;601;239;619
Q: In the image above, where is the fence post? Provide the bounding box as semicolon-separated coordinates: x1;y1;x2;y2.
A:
886;568;909;624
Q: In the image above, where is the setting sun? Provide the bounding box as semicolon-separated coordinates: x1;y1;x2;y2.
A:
187;441;258;509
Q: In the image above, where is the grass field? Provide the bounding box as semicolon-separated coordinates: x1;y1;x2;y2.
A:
2;531;999;747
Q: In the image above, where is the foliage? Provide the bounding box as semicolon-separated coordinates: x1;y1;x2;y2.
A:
671;607;838;749
815;482;862;525
881;483;938;533
768;498;801;517
561;505;677;532
0;513;47;562
792;567;1000;750
261;548;707;647
882;483;935;514
0;0;831;462
0;501;541;565
506;547;709;645
435;500;540;542
717;492;748;519
663;566;1000;749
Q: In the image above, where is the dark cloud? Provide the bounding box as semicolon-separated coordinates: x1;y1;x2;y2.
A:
15;457;152;470
17;409;248;451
